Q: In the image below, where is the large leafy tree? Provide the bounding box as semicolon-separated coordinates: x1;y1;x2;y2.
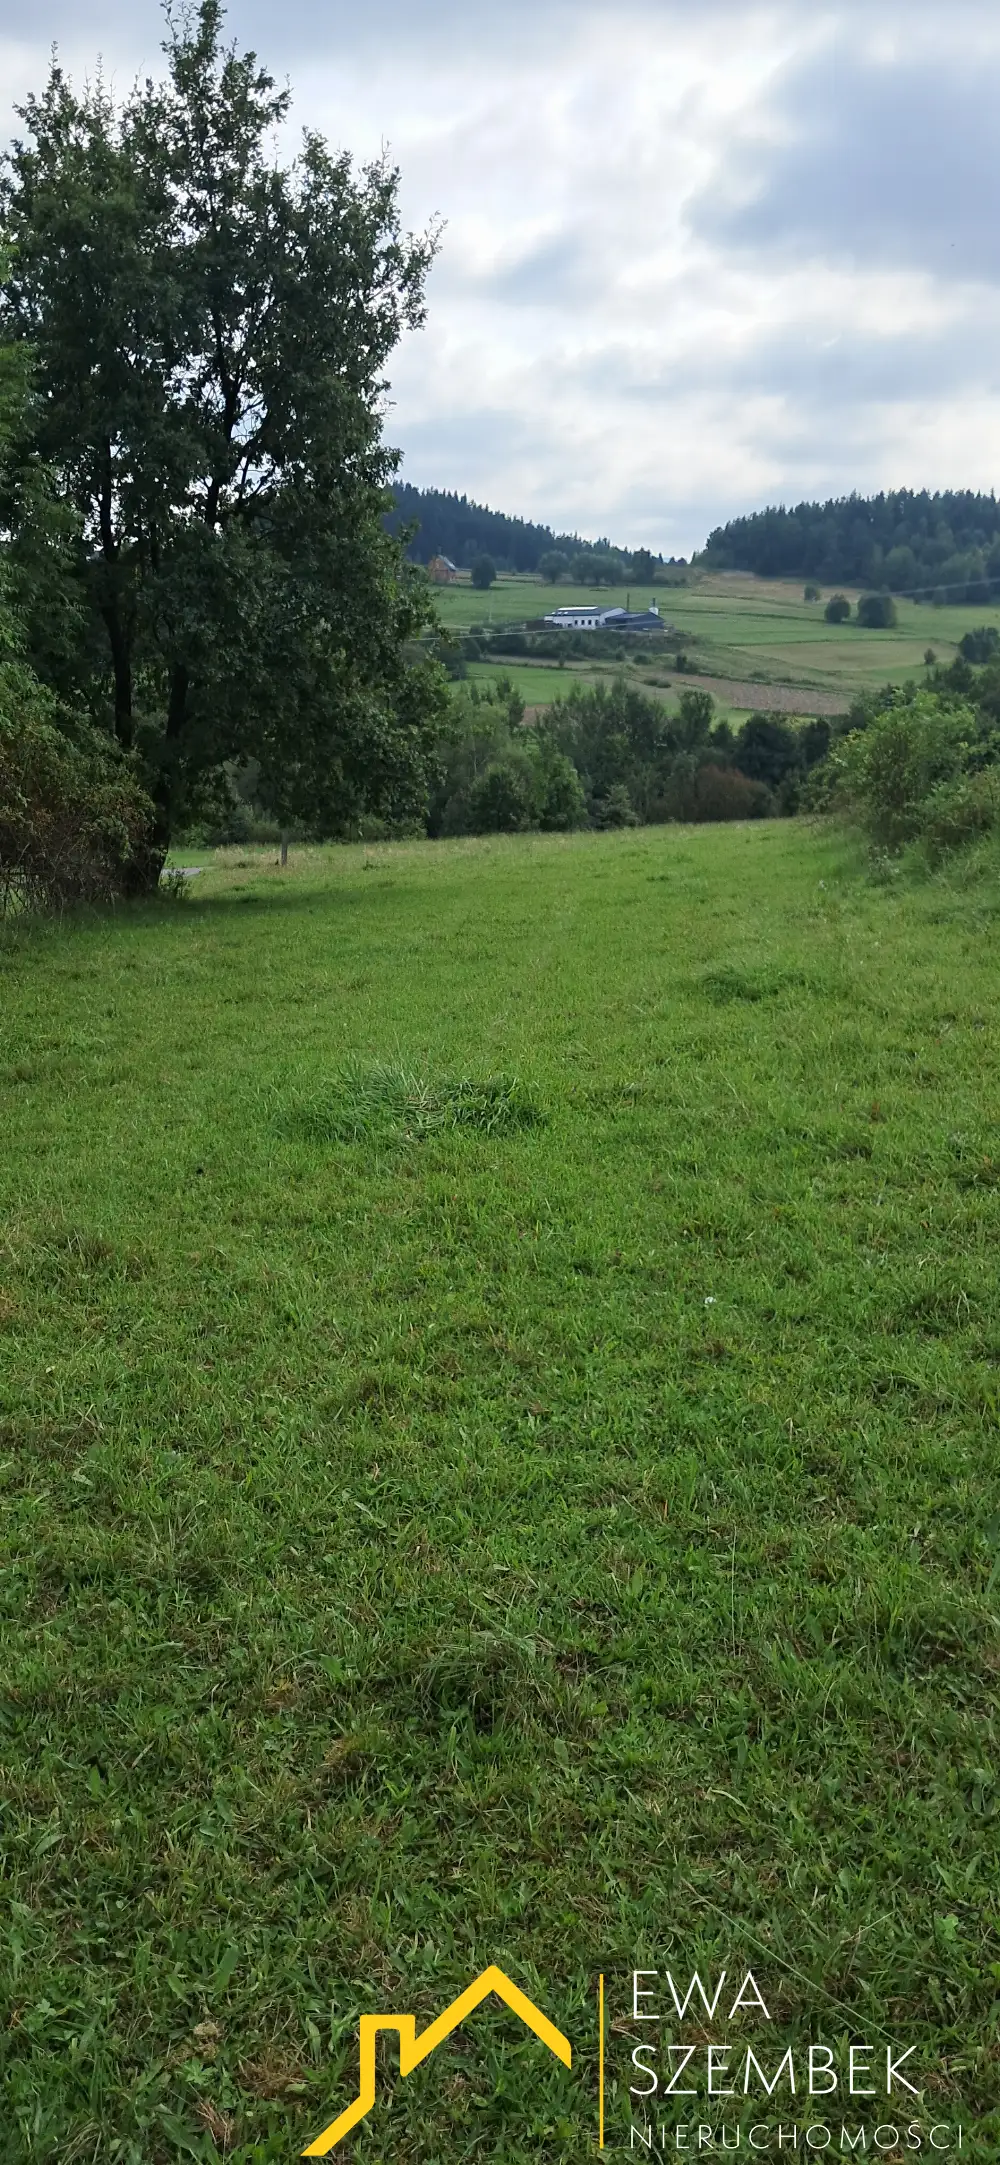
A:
0;1;446;859
0;266;156;911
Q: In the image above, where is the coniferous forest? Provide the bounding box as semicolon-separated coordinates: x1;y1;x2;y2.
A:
390;482;1000;604
384;483;584;571
383;483;684;579
699;489;1000;600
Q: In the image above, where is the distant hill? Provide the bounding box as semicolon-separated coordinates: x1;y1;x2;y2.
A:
384;483;601;572
700;490;1000;601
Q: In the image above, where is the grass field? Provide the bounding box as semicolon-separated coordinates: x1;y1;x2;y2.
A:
437;570;1000;707
464;659;605;708
4;826;1000;2161
462;658;844;727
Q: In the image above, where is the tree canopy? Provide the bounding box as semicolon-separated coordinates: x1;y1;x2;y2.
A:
538;549;570;583
0;0;448;859
384;486;681;582
700;489;1000;603
0;273;155;910
570;548;624;587
856;592;898;629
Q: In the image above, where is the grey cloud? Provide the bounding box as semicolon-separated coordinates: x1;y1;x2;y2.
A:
470;236;596;309
576;317;1000;411
7;0;655;66
691;42;1000;282
398;404;558;479
734;323;1000;410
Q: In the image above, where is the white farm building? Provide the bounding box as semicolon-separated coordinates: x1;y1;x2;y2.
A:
542;603;662;632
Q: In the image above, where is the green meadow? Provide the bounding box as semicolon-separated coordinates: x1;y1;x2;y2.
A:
464;659;603;708
3;824;1000;2161
439;570;1000;706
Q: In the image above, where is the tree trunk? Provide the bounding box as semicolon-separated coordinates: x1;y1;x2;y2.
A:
142;661;192;874
166;663;189;744
100;601;134;749
96;445;134;746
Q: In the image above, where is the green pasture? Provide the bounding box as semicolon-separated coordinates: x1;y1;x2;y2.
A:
464;659;605;707
662;577;995;694
436;570;1000;701
434;574;665;640
464;658;754;730
3;826;1000;2160
432;572;573;632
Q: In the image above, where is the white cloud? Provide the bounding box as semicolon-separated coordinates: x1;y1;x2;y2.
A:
3;0;1000;550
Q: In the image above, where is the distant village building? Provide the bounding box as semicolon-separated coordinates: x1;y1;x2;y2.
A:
428;555;459;584
542;604;663;632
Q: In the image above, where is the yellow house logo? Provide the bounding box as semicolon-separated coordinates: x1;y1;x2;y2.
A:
302;1963;573;2155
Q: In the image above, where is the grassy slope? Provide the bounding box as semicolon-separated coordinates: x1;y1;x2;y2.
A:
3;827;1000;2161
438;571;1000;706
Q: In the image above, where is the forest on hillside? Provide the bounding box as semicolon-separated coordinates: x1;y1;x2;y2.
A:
385;484;580;571
700;489;1000;601
384;484;684;580
390;483;1000;601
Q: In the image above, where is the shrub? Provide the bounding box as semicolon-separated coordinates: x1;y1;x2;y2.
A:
828;693;974;850
916;769;1000;863
804;583;820;601
959;626;1000;664
676;688;714;746
0;681;156;913
707;718;735;759
536;753;587;831
801;717;832;768
670;765;773;823
468;760;535;832
856;592;898;629
591;783;638;828
825;594;851;623
544;678;669;822
192;791;258;847
471;554;497;590
733;713;801;789
429;682;530;835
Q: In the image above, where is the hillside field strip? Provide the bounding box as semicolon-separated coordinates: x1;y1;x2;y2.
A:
3;822;1000;2159
437;570;1000;717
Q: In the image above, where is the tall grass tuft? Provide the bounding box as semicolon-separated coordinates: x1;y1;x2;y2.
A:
284;1060;545;1143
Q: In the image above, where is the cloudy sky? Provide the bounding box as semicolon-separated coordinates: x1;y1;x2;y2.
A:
2;0;999;553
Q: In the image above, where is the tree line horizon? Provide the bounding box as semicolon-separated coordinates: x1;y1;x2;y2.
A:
389;483;1000;601
4;0;1000;918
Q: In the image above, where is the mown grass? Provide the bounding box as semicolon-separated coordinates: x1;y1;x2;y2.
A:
464;659;608;707
438;570;1000;698
2;824;1000;2162
464;656;793;731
